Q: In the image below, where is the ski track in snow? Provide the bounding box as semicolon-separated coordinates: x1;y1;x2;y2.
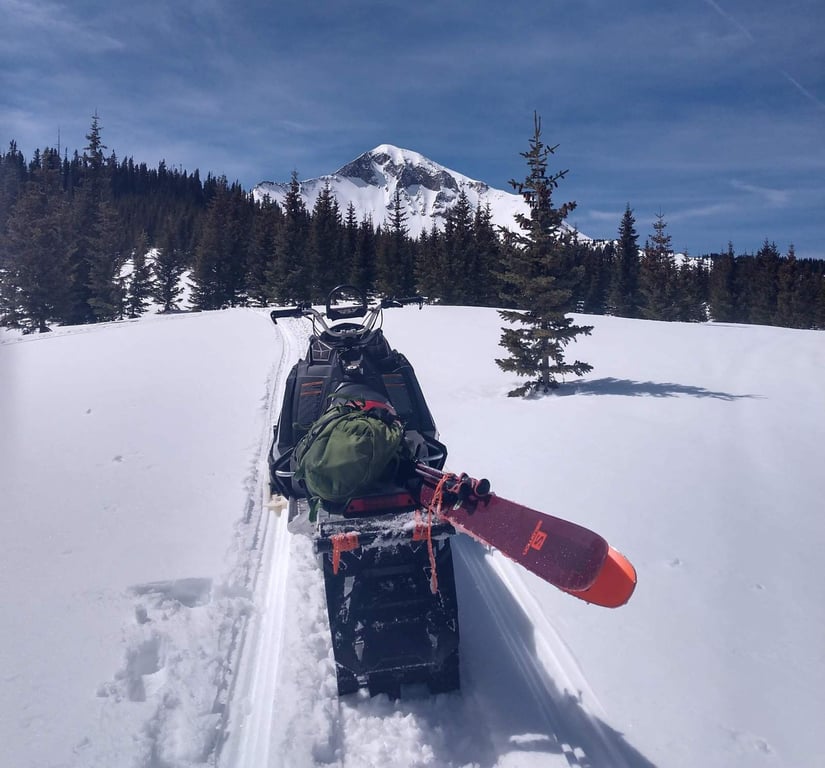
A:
217;315;646;768
212;313;305;764
90;308;289;767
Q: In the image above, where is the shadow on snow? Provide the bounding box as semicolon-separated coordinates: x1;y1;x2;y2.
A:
559;377;759;401
347;539;658;768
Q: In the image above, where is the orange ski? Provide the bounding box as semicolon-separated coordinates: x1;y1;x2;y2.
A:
563;546;637;608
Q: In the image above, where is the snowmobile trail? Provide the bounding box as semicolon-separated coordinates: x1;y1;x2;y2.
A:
218;316;310;766
220;312;646;768
454;542;640;768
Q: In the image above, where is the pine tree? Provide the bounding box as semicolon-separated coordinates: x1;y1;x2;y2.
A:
341;202;359;289
191;176;233;310
579;241;613;315
775;245;799;328
309;182;342;299
790;255;822;330
817;273;825;330
0;149;71;331
708;242;737;322
608;205;640;317
61;113;127;324
153;226;187;312
472;202;503;306
125;231;155;318
0;141;27;241
267;171;310;302
86;200;125;321
415;221;443;301
639;212;678;320
349;215;377;296
747;240;780;325
441;188;474;304
247;195;281;306
674;256;708;322
377;190;413;296
496;114;593;396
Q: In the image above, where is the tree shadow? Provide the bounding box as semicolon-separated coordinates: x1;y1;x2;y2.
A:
558;377;760;401
358;539;659;768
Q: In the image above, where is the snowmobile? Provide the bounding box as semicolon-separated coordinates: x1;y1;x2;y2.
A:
268;286;461;698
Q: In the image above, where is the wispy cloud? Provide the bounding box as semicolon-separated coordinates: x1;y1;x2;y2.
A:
0;0;123;54
730;180;791;207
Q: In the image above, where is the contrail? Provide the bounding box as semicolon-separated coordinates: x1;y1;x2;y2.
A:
779;69;825;112
702;0;755;42
701;0;825;111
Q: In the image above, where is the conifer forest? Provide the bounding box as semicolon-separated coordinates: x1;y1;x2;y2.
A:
1;117;824;334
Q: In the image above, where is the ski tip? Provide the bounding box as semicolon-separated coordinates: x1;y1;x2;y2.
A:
563;546;637;608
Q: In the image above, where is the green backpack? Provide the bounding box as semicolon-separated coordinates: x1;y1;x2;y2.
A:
293;399;405;508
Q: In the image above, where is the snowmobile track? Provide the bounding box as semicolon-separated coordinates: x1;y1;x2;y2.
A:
457;542;635;768
216;316;308;766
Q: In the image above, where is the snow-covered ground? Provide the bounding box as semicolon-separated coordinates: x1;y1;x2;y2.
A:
1;306;823;767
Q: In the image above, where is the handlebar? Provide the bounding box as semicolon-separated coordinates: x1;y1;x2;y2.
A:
270;287;424;338
379;296;424;310
269;302;313;320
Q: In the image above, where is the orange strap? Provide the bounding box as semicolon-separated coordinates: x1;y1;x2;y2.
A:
420;473;455;594
331;532;360;575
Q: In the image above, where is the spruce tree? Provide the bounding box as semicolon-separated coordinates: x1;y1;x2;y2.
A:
1;150;71;331
341;202;359;289
309;182;342;299
86;200;125;321
349;215;377;296
472;202;503;306
441;188;474;304
674;256;708;322
708;243;737;322
579;241;613;315
191;178;250;309
60;113;127;324
247;195;280;306
496;114;593;396
748;240;781;325
153;226;187;312
125;231;155;318
377;190;413;296
267;171;310;303
775;245;798;328
639;212;678;320
608;205;640;317
414;221;443;301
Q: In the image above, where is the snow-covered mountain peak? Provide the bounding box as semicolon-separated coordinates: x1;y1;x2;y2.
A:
338;144;486;194
254;145;524;237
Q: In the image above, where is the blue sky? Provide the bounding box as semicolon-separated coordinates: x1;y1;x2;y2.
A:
2;0;823;258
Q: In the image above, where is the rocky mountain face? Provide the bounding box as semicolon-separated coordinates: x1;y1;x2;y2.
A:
253;144;530;237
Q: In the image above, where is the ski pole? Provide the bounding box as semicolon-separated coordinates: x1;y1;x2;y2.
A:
414;463;491;502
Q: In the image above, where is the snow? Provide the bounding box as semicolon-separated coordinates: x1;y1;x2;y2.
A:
2;305;824;767
253;145;536;239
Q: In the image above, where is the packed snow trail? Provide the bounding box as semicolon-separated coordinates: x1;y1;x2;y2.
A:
220;316;651;768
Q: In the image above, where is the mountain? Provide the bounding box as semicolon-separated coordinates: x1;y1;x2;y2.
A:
253;144;585;239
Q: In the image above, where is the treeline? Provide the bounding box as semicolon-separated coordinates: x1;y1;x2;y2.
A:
1;119;824;332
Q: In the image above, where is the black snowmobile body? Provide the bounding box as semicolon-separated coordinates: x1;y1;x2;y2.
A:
268;287;460;697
